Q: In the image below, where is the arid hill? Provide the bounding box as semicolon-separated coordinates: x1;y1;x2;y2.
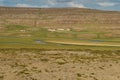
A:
0;6;120;37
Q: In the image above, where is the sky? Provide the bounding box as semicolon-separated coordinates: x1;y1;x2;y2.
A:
0;0;120;11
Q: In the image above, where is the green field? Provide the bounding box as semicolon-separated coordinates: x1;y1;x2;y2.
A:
0;25;120;50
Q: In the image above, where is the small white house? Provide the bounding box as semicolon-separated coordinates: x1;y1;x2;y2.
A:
48;29;56;32
66;28;71;31
57;28;65;31
20;30;26;32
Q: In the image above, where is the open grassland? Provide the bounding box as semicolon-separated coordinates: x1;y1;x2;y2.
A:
0;49;120;80
0;27;120;50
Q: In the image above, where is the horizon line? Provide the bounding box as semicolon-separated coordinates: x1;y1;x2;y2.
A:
0;6;120;12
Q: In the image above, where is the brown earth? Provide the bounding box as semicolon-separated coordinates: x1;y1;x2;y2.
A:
0;50;120;80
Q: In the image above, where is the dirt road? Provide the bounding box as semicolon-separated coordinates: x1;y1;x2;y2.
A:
48;40;120;47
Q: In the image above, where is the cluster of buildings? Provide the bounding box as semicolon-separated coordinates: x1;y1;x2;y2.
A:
47;28;71;32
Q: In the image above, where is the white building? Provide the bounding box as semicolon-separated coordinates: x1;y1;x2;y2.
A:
48;29;56;32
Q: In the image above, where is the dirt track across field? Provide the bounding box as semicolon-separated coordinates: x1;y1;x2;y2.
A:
47;40;120;47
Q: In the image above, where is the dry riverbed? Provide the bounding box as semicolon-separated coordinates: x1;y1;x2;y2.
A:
0;50;120;80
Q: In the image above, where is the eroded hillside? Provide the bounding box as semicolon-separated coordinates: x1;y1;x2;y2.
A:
0;7;120;38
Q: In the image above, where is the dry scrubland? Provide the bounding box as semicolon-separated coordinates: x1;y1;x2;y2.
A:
0;50;120;80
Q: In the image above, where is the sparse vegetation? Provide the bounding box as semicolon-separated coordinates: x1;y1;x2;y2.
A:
77;73;82;77
0;50;120;80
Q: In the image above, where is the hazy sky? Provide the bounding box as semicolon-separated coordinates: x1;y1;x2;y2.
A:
0;0;120;11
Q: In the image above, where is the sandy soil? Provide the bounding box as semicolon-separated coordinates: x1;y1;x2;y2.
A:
0;50;120;80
